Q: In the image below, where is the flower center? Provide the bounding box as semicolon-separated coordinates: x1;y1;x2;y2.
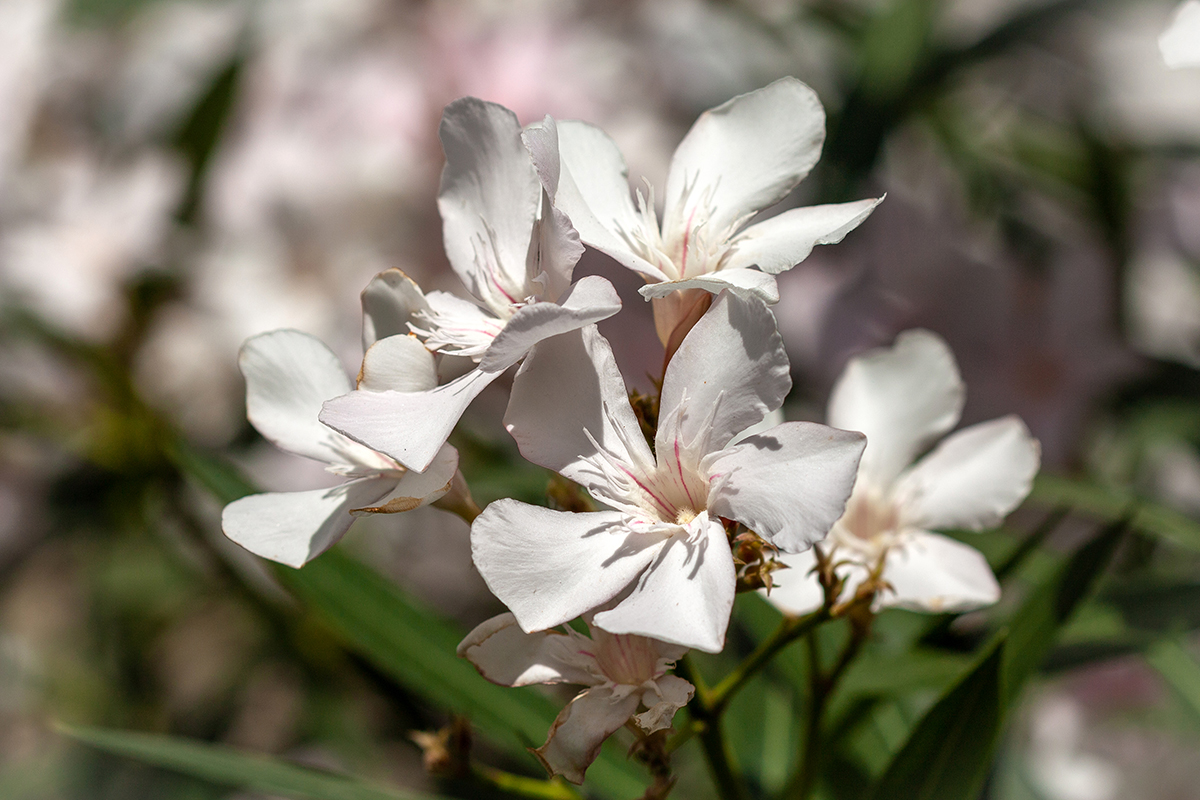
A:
593;632;661;687
838;487;900;545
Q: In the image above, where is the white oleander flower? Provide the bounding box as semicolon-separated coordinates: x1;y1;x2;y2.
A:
319;96;621;473
458;612;693;784
1161;1;1200;68
522;77;881;345
221;330;458;567
471;291;865;653
766;330;1041;615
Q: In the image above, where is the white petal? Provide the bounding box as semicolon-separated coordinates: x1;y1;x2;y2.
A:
506;325;652;488
530;202;584;304
638;268;780;304
663;77;826;240
1162;1;1200;68
828;329;964;487
524;118;585;301
593;514;735;653
319;367;501;472
708;422;866;553
479;275;622;372
349;444;458;515
635;674;694;733
534;685;641;785
417;291;505;360
658;291;791;454
550;119;668;282
896;416;1041;532
522;116;561;198
360;269;430;349
357;334;438;393
725;197;883;274
457;612;597;687
761;548;825;615
437;97;540;310
877;532;1000;613
471;501;668;633
221;477;396;568
240;330;359;465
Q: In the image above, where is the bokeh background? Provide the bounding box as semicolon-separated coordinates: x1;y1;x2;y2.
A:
2;0;1200;797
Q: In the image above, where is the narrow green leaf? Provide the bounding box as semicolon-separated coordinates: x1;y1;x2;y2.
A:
1104;580;1200;633
839;648;973;697
1003;518;1128;699
865;637;1007;800
1145;639;1200;725
168;443;646;799
1031;473;1200;553
60;725;432;800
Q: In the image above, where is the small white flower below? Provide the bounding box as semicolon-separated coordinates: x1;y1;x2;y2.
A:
458;612;693;784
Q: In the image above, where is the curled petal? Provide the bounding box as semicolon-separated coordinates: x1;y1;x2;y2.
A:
707;422;866;553
896;415;1041;532
638;268;781;304
725;196;883;274
635;674;694;733
471;501;668;633
357;334;438;393
534;686;641;785
457;612;597;688
350;444;458;515
594;514;735;653
658;291;791;454
876;532;1000;613
360;269;430;349
828;329;964;487
221;477;396;568
479;275;622;373
663;77;826;240
320;367;501;472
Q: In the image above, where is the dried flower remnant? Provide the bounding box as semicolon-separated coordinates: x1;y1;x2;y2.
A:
473;291;864;653
458;612;692;784
766;330;1040;616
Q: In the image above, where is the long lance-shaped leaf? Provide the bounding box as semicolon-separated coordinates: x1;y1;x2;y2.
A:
1145;639;1200;726
865;637;1007;800
1031;473;1200;553
59;725;435;800
1002;517;1129;701
864;517;1127;800
167;442;647;798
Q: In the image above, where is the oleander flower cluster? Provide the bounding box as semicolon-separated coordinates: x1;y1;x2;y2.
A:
220;78;1040;785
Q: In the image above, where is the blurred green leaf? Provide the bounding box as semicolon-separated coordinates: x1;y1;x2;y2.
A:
1031;474;1200;553
865;637;1006;800
1104;581;1200;633
1145;639;1200;725
60;725;433;800
839;648;972;697
168;443;646;798
1003;518;1128;698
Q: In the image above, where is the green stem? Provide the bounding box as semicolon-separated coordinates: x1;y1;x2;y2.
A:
471;764;582;800
695;715;751;800
678;656;750;800
708;609;830;716
787;626;867;800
